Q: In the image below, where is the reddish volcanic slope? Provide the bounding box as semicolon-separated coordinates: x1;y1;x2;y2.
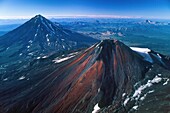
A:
0;40;170;113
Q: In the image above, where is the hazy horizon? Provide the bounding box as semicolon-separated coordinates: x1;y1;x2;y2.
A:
1;14;170;20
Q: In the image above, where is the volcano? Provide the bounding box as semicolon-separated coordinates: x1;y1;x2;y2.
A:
0;39;170;113
0;15;97;62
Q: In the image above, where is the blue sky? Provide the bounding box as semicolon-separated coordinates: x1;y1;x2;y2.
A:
0;0;170;19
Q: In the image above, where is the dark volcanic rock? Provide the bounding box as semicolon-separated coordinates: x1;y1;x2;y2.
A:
0;39;170;113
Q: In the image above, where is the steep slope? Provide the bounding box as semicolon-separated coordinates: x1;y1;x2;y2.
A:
0;15;98;63
0;39;170;113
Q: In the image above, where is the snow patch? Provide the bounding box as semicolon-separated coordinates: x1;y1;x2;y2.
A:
42;56;48;59
133;76;162;100
122;93;126;97
53;52;79;63
47;38;50;42
92;103;100;113
123;97;130;106
148;90;154;93
140;94;147;101
46;34;50;45
133;82;152;99
132;105;138;110
157;53;162;58
18;76;25;80
130;47;153;63
37;57;41;59
118;32;124;37
151;53;164;64
158;74;161;76
28;53;33;56
19;53;23;56
130;47;151;53
35;34;37;37
96;41;103;48
6;47;9;50
151;76;162;83
3;78;8;81
163;78;169;85
46;34;49;37
98;88;100;92
53;55;75;63
29;40;33;43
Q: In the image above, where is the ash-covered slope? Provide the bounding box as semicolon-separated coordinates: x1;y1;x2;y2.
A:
0;40;170;113
0;15;97;60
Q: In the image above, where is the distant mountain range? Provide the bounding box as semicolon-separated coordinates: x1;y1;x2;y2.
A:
1;39;169;113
